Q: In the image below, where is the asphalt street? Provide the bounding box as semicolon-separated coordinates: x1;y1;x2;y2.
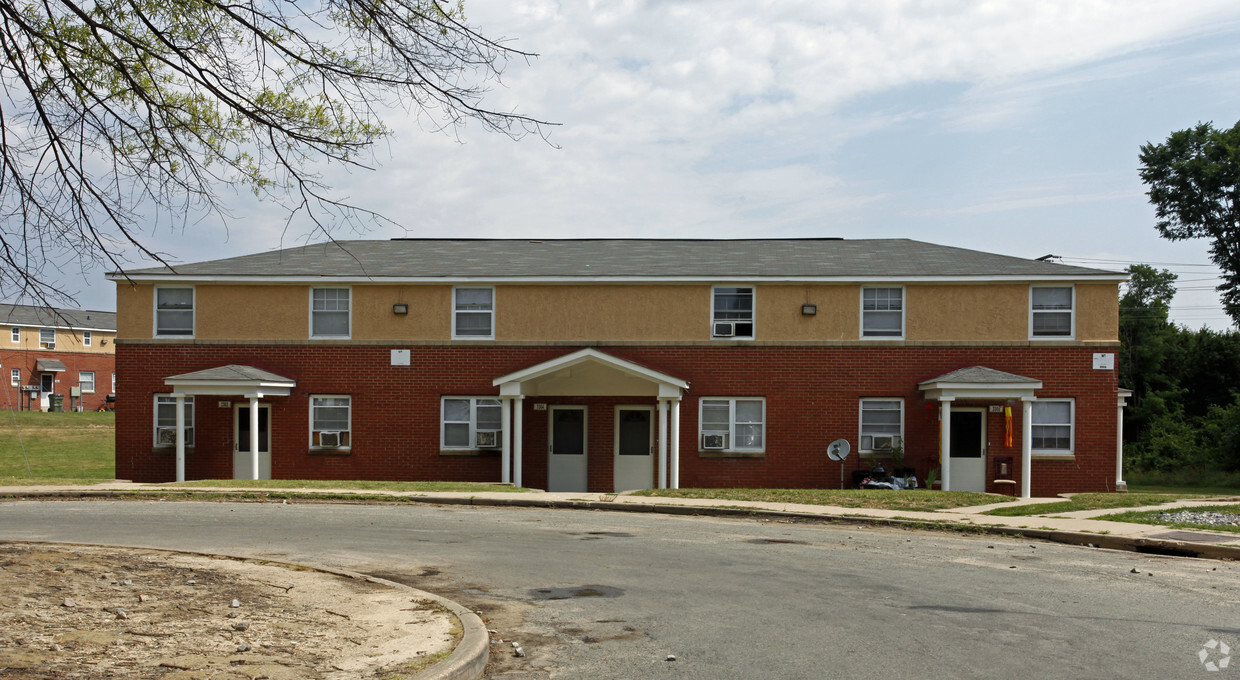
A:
1;500;1236;679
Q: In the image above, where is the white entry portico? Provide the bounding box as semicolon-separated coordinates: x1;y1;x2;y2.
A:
493;349;689;492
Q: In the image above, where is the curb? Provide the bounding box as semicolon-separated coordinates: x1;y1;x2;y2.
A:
6;487;1239;562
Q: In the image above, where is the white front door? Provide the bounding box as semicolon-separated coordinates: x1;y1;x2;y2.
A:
548;406;587;492
233;404;272;480
949;408;986;492
613;406;654;492
40;373;54;410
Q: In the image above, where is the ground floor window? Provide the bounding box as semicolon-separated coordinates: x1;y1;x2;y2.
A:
10;368;19;386
79;371;95;393
860;399;903;453
154;395;194;447
699;397;765;452
1032;399;1073;454
442;397;503;449
310;396;351;449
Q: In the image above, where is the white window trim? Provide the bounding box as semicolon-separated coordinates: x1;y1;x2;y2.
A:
858;398;905;454
79;371;95;394
83;331;92;347
111;372;117;393
451;286;496;340
310;395;352;449
1029;284;1075;340
10;368;19;386
154;285;196;338
440;396;504;449
859;286;906;340
10;327;18;343
1032;398;1075;455
153;394;195;447
698;397;765;453
710;285;756;341
39;328;55;348
309;287;352;339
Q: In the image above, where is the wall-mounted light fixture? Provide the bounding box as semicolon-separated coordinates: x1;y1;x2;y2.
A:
393;304;409;315
801;304;817;316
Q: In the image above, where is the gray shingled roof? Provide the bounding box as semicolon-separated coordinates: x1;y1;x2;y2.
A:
165;365;295;383
0;303;116;330
113;238;1122;280
920;366;1041;385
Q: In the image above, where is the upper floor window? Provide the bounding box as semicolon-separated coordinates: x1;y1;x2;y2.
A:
310;395;352;449
10;327;18;343
83;331;92;346
155;287;194;337
39;328;55;349
861;287;904;338
1032;399;1073;454
441;397;503;449
712;287;754;339
154;395;194;447
1030;286;1074;339
699;397;765;452
79;371;95;393
453;287;494;339
311;288;351;338
860;399;903;453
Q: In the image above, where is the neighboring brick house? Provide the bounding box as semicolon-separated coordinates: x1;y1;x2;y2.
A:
0;304;117;412
108;239;1128;497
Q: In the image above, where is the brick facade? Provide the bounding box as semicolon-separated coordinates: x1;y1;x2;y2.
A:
0;349;116;412
115;343;1120;496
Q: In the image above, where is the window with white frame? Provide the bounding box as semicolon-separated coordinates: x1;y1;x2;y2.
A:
699;398;765;452
1031;286;1074;338
311;396;351;448
860;399;903;453
10;327;18;343
10;368;19;386
441;397;503;449
154;395;194;447
311;288;351;338
39;328;55;348
79;371;95;393
111;372;116;393
861;287;904;338
1032;399;1073;454
712;287;754;338
83;331;92;346
155;287;194;336
453;288;494;339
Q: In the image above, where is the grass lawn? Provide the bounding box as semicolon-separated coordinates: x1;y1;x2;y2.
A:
631;488;1011;511
980;492;1224;517
159;479;532;493
0;411;114;482
1096;504;1240;534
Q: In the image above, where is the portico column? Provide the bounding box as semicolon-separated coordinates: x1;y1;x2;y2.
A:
173;392;186;483
514;396;525;488
1116;393;1129;492
1021;398;1034;498
500;396;512;485
939;398;953;491
669;397;681;489
657;399;669;489
248;394;260;480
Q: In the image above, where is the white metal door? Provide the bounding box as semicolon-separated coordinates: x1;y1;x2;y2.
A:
40;373;54;410
233;404;272;480
548;406;587;492
948;409;986;492
613;406;653;492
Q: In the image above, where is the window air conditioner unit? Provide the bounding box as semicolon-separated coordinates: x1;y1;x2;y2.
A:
41;342;55;350
712;322;735;337
318;431;342;448
702;433;728;450
475;430;499;448
870;435;895;452
157;427;178;445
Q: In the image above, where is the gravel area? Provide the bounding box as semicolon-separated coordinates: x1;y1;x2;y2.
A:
1156;510;1240;527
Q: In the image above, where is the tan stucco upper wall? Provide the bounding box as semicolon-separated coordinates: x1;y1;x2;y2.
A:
906;284;1028;341
354;285;451;340
1076;283;1119;342
195;286;307;340
116;284;153;339
498;285;706;341
4;325;116;353
759;285;858;340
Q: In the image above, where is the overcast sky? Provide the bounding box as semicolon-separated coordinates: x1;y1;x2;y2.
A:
65;0;1240;329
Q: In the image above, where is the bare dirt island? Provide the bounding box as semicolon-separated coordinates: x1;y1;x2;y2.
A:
0;543;458;679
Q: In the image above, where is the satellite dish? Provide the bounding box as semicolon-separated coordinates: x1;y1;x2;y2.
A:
827;439;850;461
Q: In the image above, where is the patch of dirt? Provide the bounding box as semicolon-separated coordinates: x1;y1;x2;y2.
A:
0;543;458;679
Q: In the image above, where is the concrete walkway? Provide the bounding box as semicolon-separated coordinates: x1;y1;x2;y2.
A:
3;481;1238;559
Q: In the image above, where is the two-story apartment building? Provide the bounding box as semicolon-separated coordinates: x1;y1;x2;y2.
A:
108;239;1127;497
0;304;117;411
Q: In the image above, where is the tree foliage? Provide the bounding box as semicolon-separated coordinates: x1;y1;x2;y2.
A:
1139;120;1240;326
0;0;550;303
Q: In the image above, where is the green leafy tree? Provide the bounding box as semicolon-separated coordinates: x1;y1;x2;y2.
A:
1118;265;1182;442
0;0;551;304
1139;120;1240;326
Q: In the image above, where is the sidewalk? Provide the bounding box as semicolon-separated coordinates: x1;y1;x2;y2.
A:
3;481;1238;559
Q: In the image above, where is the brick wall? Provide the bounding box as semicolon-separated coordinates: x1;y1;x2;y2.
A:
0;349;116;412
115;344;1120;496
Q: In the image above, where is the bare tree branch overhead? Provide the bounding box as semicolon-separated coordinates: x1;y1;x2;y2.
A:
0;0;552;304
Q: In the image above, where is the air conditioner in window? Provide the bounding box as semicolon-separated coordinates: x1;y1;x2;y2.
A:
41;342;55;350
157;427;178;445
869;435;895;452
475;430;500;448
712;322;735;337
701;433;729;450
318;431;342;448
